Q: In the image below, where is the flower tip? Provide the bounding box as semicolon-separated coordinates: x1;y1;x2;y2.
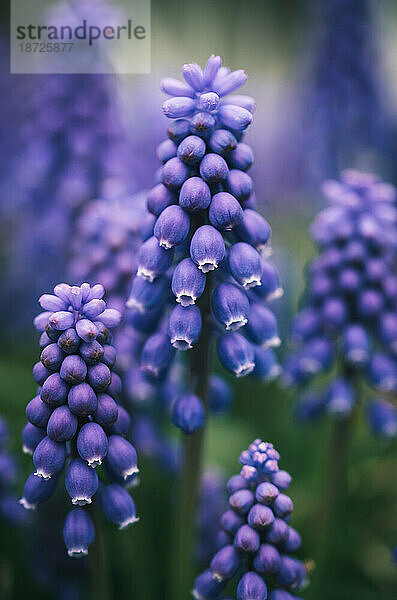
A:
19;497;36;511
118;515;140;530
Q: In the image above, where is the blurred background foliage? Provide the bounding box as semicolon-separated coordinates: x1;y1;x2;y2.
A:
0;0;396;599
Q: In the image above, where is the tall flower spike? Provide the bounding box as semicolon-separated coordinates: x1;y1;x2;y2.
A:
193;439;308;599
20;283;139;556
284;170;397;439
126;55;282;437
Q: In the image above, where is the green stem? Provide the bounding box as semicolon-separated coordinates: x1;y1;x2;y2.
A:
170;277;213;600
89;503;113;600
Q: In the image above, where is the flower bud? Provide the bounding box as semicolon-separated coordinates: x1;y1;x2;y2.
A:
236;572;267;600
209;192;243;231
22;423;46;455
161;77;195;97
247;503;274;530
368;353;397;391
172;394;205;434
199;153;229;183
357;289;384;319
271;470;292;490
212;282;249;331
177;135;206;164
179;177;211;211
172;257;206;306
49;311;75;331
20;472;58;510
326;378;355;416
26;395;52;429
203;54;222;86
235;209;271;252
218;332;255;377
77;422;108;467
65;458;99;505
221;509;245;534
111;406;131;436
367;399;397;438
228;242;262;289
33;436;66;479
68;382;97;416
276;556;306;588
252;261;283;302
209;129;237;154
234;524;260;553
157;139;177;163
39;294;67;312
108;372;122;398
273;493;293;518
93;393;118;428
96;308;121;329
210;545;240;581
168;304;202;350
33;361;51;385
106;435;138;480
140;211;156;241
100;483;139;529
163;157;190;189
253;543;281;575
198;91;220;112
147;183;175;216
255;481;279;505
246;304;280;348
284;527;302;552
228;169;253;203
265;518;289;544
190;112;216;137
209;375;233;414
154;205;190;249
141;332;174;378
192;570;226;600
87;363;111;392
218;104;253;131
79;340;104;365
40;343;65;371
60;355;87;384
40;373;69;406
162;96;196;118
167;118;191;143
47;405;78;442
63;509;95;557
34;311;52;332
137;236;174;281
190;225;226;273
229;489;255;514
126;275;168;313
229;143;254;170
379;312;397;353
75;318;98;343
57;328;80;354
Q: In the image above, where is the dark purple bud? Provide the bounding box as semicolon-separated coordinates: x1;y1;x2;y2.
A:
218;332;255;377
177;135;206;164
45;322;62;341
154;205;190;249
102;345;117;369
147;183;175;216
40;373;69;407
210;129;237;154
276;556;306;589
179;177;211;211
163;157;190;189
49;311;75;331
284;526;302;552
68;383;97;416
190;112;216;137
229;143;254;170
218;104;253;131
210;545;240;581
253;543;281;575
246;304;280;348
167;118;191;143
172;257;206;307
172;394;205;434
228;242;262;289
229;489;255;514
94;321;110;345
137;236;175;281
237;572;267;600
247;503;274;529
39;331;52;349
58;328;80;354
235;209;271;252
227;169;253;203
126;275;168;313
60;355;87;385
26;395;52;429
107;372;122;398
141;333;174;378
234;524;260;553
190;225;226;273
255;482;279;505
111;406;131;436
93;393;118;428
22;423;46;455
252;261;283;302
209;192;243;231
33;361;51;385
45;399;76;438
77;422;108;467
75;318;98;343
63;508;95;557
271;470;292;490
212;282;249;331
87;363;111;392
192;570;226;600
168;304;202;350
273;493;293;518
100;483;139;529
20;472;58;510
79;340;104;365
265;518;289;544
226;474;249;494
157;139;177;163
33;436;66;479
40;343;64;371
65;458;99;505
199;153;229;183
106;435;138;480
221;509;245;535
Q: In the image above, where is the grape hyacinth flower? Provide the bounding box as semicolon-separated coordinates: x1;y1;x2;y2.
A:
285;170;397;439
193;439;308;599
20;283;139;556
126;55;282;436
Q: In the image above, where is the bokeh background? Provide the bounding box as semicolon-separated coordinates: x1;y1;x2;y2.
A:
0;0;396;599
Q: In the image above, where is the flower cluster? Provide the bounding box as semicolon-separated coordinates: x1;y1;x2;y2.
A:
193;439;307;599
285;170;397;437
0;416;28;526
126;56;282;433
20;283;139;557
